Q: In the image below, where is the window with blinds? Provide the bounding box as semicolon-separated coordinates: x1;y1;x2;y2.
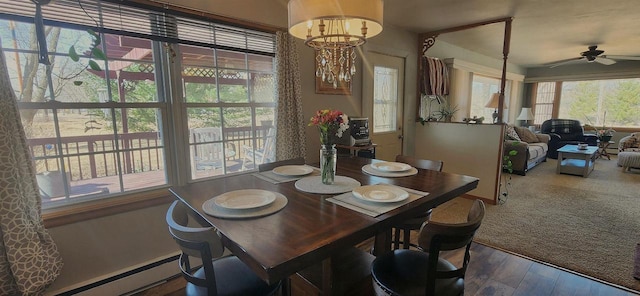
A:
0;0;276;209
0;0;275;54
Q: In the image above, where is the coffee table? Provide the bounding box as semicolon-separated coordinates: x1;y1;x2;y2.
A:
556;144;598;177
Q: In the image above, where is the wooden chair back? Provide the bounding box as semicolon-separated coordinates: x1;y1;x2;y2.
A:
258;157;306;172
166;200;225;293
395;155;443;172
417;199;485;295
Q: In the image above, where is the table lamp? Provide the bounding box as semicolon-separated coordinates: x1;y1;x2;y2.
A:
485;93;501;123
516;107;535;131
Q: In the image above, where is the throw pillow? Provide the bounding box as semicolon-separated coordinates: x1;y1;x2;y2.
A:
505;125;521;141
515;126;539;143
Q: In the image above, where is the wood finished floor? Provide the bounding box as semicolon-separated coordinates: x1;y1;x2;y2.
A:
134;241;639;296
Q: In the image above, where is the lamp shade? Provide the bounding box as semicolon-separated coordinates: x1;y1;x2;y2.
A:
516;107;535;121
485;93;501;109
288;0;384;41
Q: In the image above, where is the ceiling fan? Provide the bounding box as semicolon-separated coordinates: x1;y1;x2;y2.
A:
546;45;640;68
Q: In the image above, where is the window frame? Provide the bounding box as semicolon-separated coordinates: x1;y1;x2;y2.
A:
1;0;279;226
531;79;640;132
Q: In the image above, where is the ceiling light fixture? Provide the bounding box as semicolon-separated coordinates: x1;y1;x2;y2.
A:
288;0;383;88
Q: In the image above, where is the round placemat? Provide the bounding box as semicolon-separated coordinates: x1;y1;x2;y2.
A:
362;164;418;177
295;176;361;194
202;192;288;219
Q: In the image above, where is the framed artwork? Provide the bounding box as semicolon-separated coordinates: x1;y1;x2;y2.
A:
315;62;352;95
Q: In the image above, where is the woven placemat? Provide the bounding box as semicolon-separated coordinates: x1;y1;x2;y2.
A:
294;175;361;194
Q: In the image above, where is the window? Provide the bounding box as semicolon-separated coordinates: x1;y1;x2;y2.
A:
560;79;640;128
471;74;511;122
372;66;398;133
532;82;556;125
1;0;276;209
532;78;640;128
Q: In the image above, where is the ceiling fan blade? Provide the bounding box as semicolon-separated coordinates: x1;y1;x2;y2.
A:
595;57;616;65
602;55;640;61
546;57;584;68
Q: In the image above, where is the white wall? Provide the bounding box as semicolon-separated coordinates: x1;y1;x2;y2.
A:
45;203;177;293
414;123;503;203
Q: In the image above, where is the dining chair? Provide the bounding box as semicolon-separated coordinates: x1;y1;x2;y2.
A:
258;157;306;172
392;155;444;250
371;199;485;296
166;200;282;296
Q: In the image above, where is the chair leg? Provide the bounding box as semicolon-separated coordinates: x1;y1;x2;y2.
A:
402;227;411;249
393;228;401;250
281;277;291;296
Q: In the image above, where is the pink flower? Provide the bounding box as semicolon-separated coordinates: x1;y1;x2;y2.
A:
309;109;349;145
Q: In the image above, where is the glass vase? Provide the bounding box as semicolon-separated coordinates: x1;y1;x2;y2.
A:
320;144;337;185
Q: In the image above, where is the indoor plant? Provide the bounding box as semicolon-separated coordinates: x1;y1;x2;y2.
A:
434;101;459;122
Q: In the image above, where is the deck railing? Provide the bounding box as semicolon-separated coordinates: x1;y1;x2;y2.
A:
27;126;272;181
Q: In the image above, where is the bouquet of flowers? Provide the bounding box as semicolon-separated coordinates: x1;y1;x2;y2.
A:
309;109;348;184
309;109;349;145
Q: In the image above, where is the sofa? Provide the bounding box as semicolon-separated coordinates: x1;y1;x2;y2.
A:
540;119;598;159
504;125;550;175
619;133;640;152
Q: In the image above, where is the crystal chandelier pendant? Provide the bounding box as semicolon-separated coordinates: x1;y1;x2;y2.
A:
288;0;383;88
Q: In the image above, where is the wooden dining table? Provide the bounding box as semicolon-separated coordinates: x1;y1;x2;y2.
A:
169;156;479;294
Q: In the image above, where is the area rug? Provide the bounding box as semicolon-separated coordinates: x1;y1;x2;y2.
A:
431;156;640;292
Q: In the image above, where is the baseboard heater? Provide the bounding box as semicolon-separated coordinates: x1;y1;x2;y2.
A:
49;253;181;296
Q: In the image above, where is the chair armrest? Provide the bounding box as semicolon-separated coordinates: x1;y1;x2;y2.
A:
504;141;527;173
544;133;562;147
543;132;561;141
535;133;551;144
582;134;598;146
504;140;528;156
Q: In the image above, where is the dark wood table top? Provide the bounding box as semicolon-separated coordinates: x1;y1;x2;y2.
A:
169;156;479;285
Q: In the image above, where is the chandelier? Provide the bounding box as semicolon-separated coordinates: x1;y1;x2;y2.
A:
288;0;383;88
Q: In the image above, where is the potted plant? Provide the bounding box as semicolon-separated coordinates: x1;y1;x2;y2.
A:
434;101;459;122
500;144;518;204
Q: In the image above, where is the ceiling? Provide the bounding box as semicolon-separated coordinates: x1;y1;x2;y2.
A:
383;0;640;68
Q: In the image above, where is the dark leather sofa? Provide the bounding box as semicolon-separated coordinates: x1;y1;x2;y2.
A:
541;119;598;159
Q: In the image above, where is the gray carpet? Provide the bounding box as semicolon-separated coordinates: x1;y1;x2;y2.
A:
431;155;640;292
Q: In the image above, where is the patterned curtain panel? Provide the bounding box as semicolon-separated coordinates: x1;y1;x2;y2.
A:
0;46;63;295
421;56;450;96
274;31;306;161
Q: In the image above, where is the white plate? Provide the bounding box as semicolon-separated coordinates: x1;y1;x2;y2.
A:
203;193;288;219
352;185;409;203
370;162;412;172
362;165;419;178
214;189;276;210
272;165;314;176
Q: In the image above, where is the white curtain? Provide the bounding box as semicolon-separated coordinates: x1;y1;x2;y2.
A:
274;31;306;161
0;45;63;295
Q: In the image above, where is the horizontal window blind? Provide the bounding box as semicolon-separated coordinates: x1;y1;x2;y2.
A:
0;0;275;56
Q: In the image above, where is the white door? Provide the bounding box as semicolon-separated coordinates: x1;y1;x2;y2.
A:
363;52;405;161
